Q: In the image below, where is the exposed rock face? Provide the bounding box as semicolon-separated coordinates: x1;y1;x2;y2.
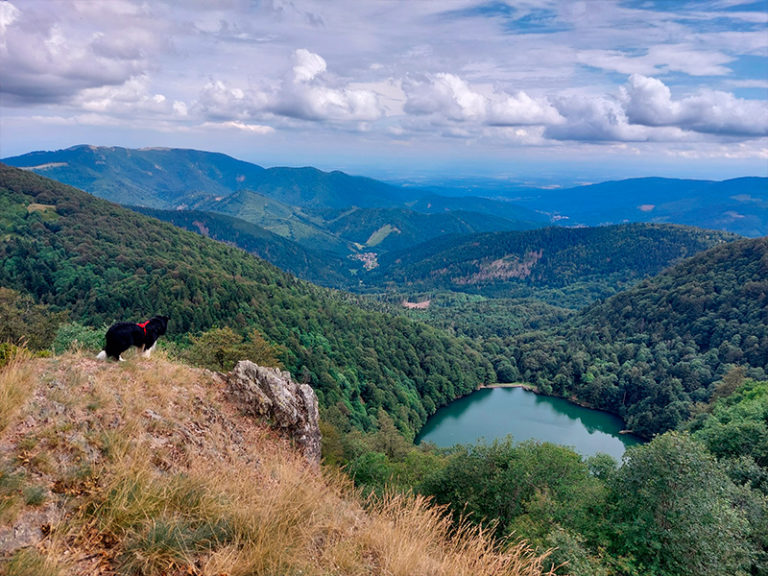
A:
226;360;321;465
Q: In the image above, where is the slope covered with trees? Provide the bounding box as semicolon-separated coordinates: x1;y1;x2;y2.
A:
132;206;358;286
505;236;768;436
0;163;493;437
368;224;736;307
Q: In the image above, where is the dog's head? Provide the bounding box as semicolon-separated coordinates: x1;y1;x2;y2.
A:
151;315;170;335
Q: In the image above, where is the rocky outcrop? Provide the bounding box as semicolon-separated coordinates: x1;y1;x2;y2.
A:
225;360;321;465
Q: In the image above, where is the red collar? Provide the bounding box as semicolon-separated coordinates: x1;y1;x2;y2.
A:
137;321;150;335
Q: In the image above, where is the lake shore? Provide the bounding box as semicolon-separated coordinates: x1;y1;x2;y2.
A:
480;382;538;392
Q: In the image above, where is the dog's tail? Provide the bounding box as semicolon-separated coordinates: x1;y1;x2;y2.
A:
96;350;107;361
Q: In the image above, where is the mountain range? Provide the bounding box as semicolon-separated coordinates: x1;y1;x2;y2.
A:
4;147;765;272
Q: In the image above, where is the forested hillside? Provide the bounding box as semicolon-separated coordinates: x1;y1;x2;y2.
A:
369;224;736;307
504;236;768;436
0;163;494;437
132;206;358;286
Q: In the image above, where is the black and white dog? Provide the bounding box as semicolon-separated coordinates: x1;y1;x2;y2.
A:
96;315;169;361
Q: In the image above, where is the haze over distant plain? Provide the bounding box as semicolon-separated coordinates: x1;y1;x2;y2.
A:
1;0;766;185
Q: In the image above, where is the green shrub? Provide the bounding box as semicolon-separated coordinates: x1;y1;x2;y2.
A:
52;322;105;354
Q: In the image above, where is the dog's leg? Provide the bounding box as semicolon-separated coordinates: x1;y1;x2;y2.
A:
143;342;156;358
96;350;107;361
118;355;126;362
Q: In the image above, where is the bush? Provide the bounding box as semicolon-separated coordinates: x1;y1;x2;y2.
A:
182;327;284;372
52;322;105;354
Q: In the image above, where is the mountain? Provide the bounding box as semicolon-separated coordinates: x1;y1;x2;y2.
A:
367;224;737;307
130;206;359;287
194;188;356;254
1;145;412;210
0;162;495;436
509;176;768;237
506;236;768;437
2;145;267;208
319;206;535;253
3;146;541;260
408;193;548;225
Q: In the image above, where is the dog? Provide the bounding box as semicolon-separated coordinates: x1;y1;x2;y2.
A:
96;315;169;361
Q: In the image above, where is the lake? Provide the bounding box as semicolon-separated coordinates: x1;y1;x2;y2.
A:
416;386;641;461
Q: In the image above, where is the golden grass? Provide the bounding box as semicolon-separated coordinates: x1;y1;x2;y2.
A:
0;354;558;576
0;347;34;433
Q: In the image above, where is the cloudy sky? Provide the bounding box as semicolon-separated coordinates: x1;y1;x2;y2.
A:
1;0;767;185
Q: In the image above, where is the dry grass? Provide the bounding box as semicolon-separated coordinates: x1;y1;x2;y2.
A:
0;353;558;576
0;347;35;433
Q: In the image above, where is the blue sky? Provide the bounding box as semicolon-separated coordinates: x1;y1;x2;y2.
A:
1;0;766;185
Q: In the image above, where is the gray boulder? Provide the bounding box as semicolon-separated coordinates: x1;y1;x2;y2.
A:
226;360;321;465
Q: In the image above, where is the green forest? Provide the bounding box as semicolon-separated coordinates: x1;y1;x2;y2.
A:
2;163;768;575
0;164;493;438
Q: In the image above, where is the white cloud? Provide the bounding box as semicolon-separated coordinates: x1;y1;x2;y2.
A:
293;49;327;83
578;45;733;77
487;91;563;126
0;0;159;104
202;121;275;134
622;74;768;136
403;73;562;127
75;75;179;117
546;95;650;142
270;49;384;122
195;80;261;120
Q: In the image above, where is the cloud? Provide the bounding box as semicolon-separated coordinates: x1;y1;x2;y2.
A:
269;49;384;122
546;94;650;142
0;1;159;104
292;48;327;83
201;121;275;134
74;75;181;118
191;50;384;125
403;73;562;126
194;80;268;121
622;74;768;136
577;44;733;77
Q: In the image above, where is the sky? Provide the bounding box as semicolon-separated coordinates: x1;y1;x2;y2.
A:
1;0;767;185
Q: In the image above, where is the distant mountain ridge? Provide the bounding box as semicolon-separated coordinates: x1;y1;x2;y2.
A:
5;145;764;239
3;145;542;258
4;146;764;298
3;145;412;210
509;176;768;237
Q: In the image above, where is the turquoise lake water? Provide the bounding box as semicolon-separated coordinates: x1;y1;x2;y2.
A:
416;387;641;461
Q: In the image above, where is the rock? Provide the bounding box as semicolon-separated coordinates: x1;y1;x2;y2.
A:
225;361;321;465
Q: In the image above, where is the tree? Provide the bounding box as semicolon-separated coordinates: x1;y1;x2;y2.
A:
609;432;751;576
182;327;283;372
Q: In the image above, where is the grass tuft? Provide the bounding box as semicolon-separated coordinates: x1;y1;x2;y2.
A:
0;346;34;433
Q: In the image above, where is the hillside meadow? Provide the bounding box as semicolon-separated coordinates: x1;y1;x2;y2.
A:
0;351;556;576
